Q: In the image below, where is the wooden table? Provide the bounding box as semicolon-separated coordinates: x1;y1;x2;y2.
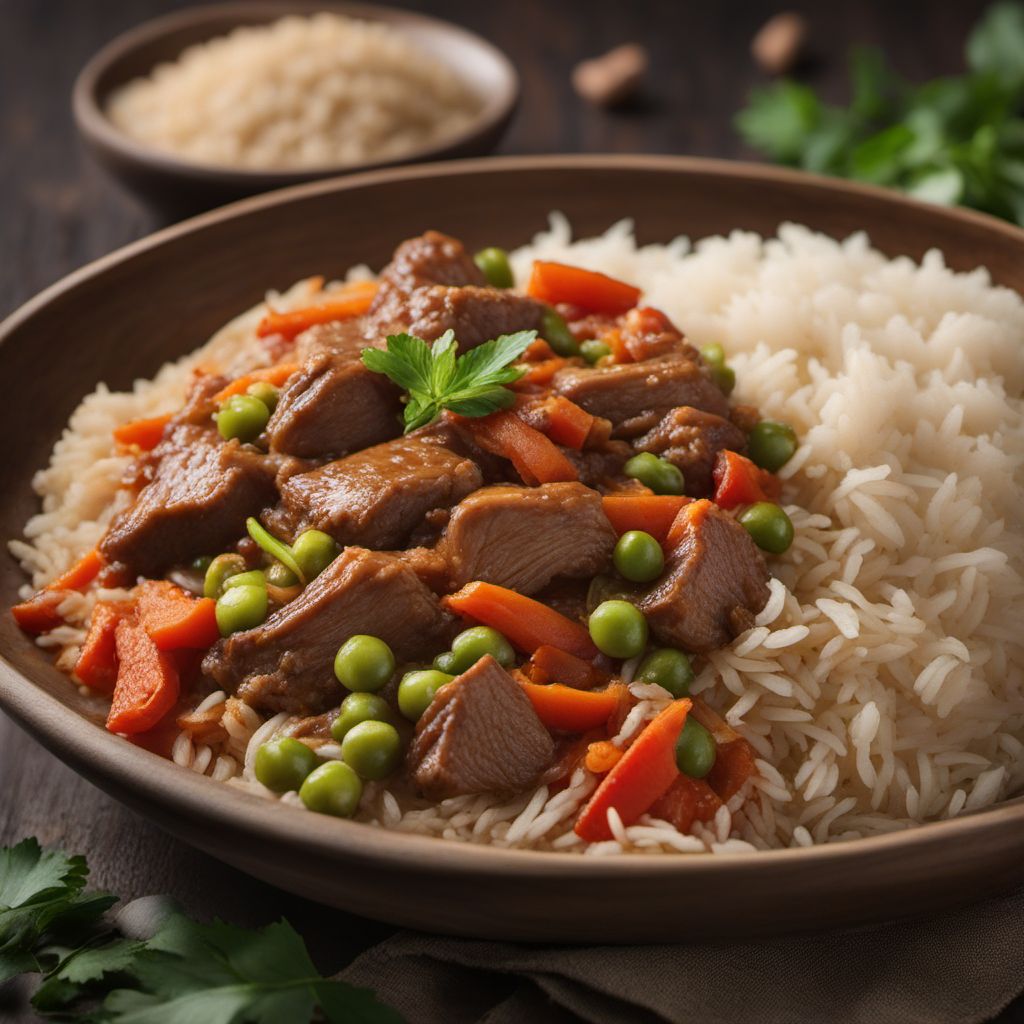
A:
2;1;1018;1020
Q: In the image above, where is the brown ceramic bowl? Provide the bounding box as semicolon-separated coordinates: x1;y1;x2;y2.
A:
72;2;519;214
2;156;1023;942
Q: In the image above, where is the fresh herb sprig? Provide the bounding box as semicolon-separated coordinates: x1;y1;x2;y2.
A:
361;329;536;432
1;837;401;1023
735;2;1024;225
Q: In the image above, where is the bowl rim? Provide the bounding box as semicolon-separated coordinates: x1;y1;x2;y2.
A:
71;0;520;186
3;152;1024;882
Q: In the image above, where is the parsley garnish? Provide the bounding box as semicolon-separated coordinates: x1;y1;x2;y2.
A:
1;837;402;1023
361;329;536;432
735;1;1024;225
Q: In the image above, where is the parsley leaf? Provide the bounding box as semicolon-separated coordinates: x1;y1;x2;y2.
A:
735;1;1024;226
362;329;536;432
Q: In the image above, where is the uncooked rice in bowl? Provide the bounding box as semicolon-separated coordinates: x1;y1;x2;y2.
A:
11;216;1024;855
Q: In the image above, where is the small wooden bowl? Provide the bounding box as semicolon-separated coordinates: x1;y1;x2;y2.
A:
72;1;519;214
2;156;1024;941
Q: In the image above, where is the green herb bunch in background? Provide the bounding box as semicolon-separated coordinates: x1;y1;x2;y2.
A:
736;2;1024;224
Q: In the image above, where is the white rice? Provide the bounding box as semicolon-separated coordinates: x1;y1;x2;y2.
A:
11;216;1024;854
106;13;481;171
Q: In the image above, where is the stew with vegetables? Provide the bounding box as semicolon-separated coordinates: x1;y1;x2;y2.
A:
12;230;799;848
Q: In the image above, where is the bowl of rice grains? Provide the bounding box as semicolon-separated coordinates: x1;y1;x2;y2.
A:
72;2;517;211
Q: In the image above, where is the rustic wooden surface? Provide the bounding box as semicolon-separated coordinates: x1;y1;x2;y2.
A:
2;0;1019;1020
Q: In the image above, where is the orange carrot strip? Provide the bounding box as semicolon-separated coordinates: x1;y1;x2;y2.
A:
523;338;557;361
707;738;758;801
113;414;172;452
712;449;782;510
445;581;598;660
527;261;641;315
519;681;624;733
106;618;180;735
648;774;722;832
585;740;624;774
460;411;578;485
604;328;633;364
213;363;300;404
574;698;692;842
665;498;717;550
256;281;378;340
75;602;127;693
601;495;691;544
515;357;571;388
527;644;608;690
135;580;220;651
543;396;594;450
12;548;107;635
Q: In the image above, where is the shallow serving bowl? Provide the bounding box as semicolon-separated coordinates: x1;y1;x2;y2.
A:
72;1;519;213
2;155;1023;942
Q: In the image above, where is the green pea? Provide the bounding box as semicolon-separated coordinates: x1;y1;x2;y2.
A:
246;381;280;413
738;501;794;554
292;529;340;580
636;648;694;698
432;650;462;674
540;307;580;357
613;530;665;583
473;246;514;289
254;737;318;793
331;692;391;743
191;555;213;574
588;599;648;660
216;394;270;443
264;560;299;587
334;635;395;693
699;342;725;367
299;761;363;818
223;569;267;591
580;339;612;364
341;720;403;781
624;452;686;496
203;553;247;598
675;718;717;778
397;669;453;721
215;584;268;636
711;364;736;396
748;420;798;473
448;626;516;672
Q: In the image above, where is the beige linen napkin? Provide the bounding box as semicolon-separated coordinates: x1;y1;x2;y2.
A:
343;888;1024;1023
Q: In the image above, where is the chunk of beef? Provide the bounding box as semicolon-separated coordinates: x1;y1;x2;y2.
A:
441;483;616;594
562;441;631;489
269;436;482;549
635;406;747;497
203;548;449;714
638;500;769;652
368;230;485;329
100;425;277;576
401;285;546;350
294;319;371;363
407;655;555;799
266;352;402;459
553;354;729;438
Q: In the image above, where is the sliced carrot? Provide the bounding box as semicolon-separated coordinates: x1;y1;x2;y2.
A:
459;410;579;485
526;644;608;690
574;698;692;842
601;495;691;544
519;681;624;733
620;306;685;361
523;338;557;361
256;280;379;340
665;497;715;550
74;602;126;693
135;579;220;651
445;581;597;660
585;740;623;774
543;396;594;450
707;737;758;801
527;261;641;316
213;362;301;403
712;449;782;511
514;357;571;388
106;618;180;735
648;774;722;833
113;414;172;451
604;328;632;364
11;548;107;635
